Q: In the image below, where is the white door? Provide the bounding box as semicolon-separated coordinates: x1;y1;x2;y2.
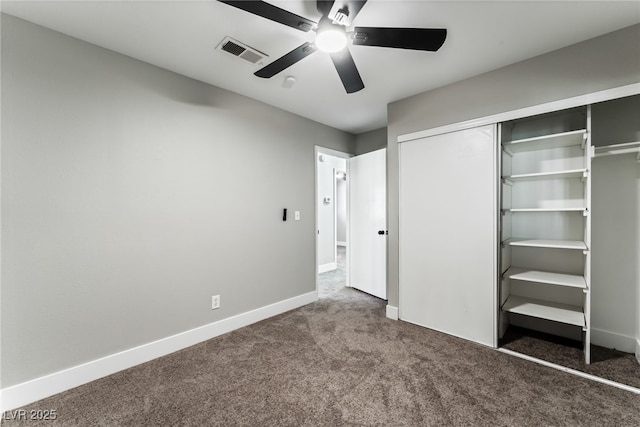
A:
349;148;387;299
399;125;497;347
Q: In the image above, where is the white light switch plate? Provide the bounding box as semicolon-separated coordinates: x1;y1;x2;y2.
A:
294;211;300;221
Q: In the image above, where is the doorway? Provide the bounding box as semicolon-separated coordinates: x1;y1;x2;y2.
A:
315;148;349;297
315;146;387;300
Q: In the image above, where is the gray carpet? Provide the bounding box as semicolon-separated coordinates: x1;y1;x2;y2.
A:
323;247;640;389
4;255;640;425
501;326;640;389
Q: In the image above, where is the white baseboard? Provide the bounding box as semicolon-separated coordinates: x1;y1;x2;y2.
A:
0;291;318;413
591;328;637;353
636;338;640;365
318;262;337;274
386;305;398;320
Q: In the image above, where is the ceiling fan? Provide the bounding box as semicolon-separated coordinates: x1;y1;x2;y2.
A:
218;0;447;93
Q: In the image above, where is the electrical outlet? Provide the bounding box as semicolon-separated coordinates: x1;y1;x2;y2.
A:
212;295;220;310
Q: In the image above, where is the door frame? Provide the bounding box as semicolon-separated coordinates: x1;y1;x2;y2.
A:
314;146;352;293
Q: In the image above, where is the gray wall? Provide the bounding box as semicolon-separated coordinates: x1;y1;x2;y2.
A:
1;15;354;387
354;127;387;156
387;24;640;310
592;95;640;147
592;153;639;350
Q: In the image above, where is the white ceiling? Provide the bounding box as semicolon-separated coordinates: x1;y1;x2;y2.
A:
2;1;639;134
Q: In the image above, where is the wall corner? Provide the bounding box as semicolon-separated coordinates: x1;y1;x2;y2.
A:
386;305;398;320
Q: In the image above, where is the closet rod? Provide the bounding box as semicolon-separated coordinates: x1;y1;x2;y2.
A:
593;141;640;162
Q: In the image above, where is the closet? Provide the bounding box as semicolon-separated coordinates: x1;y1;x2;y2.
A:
499;107;592;363
399;93;639;374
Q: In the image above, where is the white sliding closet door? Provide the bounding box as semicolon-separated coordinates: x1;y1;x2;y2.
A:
399;125;497;347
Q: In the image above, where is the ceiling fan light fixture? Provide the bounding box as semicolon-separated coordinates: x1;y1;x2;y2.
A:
315;26;348;53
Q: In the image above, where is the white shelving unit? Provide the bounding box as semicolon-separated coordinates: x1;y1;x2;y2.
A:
504;207;587;212
505;268;587;289
502;296;585;328
504;168;588;183
506;239;587;250
503;129;587;153
499;107;592;363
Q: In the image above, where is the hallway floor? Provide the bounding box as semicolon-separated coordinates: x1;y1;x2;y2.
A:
318;245;346;298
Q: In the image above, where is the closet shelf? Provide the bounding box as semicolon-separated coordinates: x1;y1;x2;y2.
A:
504;207;587;213
502;168;587;182
505;267;587;289
502;295;585;327
503;129;587;153
505;239;588;250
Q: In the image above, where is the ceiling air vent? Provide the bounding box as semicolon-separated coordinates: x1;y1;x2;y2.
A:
216;37;267;65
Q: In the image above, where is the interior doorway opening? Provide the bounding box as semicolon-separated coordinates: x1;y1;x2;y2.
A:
315;146;388;301
315;148;349;298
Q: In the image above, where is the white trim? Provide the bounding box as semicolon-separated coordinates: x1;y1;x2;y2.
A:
386;305;398;320
398;83;640;143
498;348;640;395
315;146;353;160
336;241;347;247
0;12;3;417
591;328;637;353
0;291;318;413
636;338;640;365
318;262;337;274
